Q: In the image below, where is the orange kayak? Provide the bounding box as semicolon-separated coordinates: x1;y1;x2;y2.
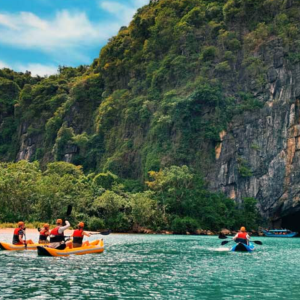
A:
0;242;42;251
37;239;104;257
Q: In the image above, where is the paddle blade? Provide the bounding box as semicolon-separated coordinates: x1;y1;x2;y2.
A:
90;230;111;236
221;240;230;245
63;205;73;224
66;205;72;216
100;229;111;236
253;241;263;245
219;233;228;239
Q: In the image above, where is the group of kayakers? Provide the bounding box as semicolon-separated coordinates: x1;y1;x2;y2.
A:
14;221;251;249
13;219;91;249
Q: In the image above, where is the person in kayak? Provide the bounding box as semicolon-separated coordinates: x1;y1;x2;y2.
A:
12;221;34;245
233;226;250;245
38;223;50;244
48;219;70;248
70;222;91;248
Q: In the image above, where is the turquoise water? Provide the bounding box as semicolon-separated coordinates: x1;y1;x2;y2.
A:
1;234;300;299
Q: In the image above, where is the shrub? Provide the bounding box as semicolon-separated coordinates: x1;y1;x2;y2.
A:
215;61;231;73
93;172;118;189
88;217;105;231
237;158;253;178
200;46;218;61
171;216;199;234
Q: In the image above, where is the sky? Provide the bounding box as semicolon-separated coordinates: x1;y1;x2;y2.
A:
0;0;149;76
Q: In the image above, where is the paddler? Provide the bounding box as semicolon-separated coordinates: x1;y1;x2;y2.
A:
233;226;250;245
12;221;34;245
48;219;70;248
70;222;91;248
38;223;50;244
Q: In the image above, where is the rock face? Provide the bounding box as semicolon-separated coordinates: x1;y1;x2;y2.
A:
208;38;300;225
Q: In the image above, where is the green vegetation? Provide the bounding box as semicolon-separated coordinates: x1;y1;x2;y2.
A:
251;143;260;151
1;0;298;230
1;0;298;175
0;161;260;232
237;157;253;178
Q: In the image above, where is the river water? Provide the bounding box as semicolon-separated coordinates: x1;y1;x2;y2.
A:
0;233;300;299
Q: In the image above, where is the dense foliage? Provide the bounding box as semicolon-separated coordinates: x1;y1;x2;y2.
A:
1;0;298;229
0;161;260;232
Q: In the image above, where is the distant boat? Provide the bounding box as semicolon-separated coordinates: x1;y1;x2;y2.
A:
262;229;298;237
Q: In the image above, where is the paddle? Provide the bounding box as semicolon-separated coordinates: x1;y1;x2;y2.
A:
46;205;73;249
58;205;73;245
66;204;72;217
64;229;111;239
62;204;73;225
23;228;27;250
221;240;233;246
89;229;111;236
221;240;263;246
251;241;263;245
37;205;72;231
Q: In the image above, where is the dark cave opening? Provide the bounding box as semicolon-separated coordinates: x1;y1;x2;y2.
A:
281;211;300;233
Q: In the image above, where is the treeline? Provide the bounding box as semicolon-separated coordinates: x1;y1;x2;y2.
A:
0;161;260;233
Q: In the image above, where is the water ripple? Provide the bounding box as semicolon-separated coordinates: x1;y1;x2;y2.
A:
1;234;300;299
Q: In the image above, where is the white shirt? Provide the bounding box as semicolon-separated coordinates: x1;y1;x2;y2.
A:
58;221;70;234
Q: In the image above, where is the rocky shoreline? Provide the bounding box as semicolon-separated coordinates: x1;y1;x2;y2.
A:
129;227;265;236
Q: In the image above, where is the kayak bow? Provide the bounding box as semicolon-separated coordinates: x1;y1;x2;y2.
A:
231;242;255;252
0;242;43;251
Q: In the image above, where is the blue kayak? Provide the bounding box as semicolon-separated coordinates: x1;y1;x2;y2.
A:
231;242;255;252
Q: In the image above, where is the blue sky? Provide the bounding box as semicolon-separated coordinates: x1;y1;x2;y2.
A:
0;0;149;76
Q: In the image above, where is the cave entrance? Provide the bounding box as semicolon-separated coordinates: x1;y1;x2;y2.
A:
281;211;300;233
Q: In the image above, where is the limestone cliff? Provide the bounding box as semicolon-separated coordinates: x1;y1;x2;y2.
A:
208;38;300;226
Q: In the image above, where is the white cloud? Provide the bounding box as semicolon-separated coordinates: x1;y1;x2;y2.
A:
0;10;119;62
0;59;57;76
16;63;58;77
99;0;149;24
100;2;136;24
133;0;150;7
0;60;9;69
0;0;149;71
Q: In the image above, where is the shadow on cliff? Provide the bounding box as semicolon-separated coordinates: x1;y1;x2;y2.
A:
281;212;300;235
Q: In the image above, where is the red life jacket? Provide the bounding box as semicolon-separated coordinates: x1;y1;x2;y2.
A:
237;232;248;239
12;228;23;245
14;228;22;235
73;229;84;245
50;226;64;243
40;229;48;236
39;229;49;241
